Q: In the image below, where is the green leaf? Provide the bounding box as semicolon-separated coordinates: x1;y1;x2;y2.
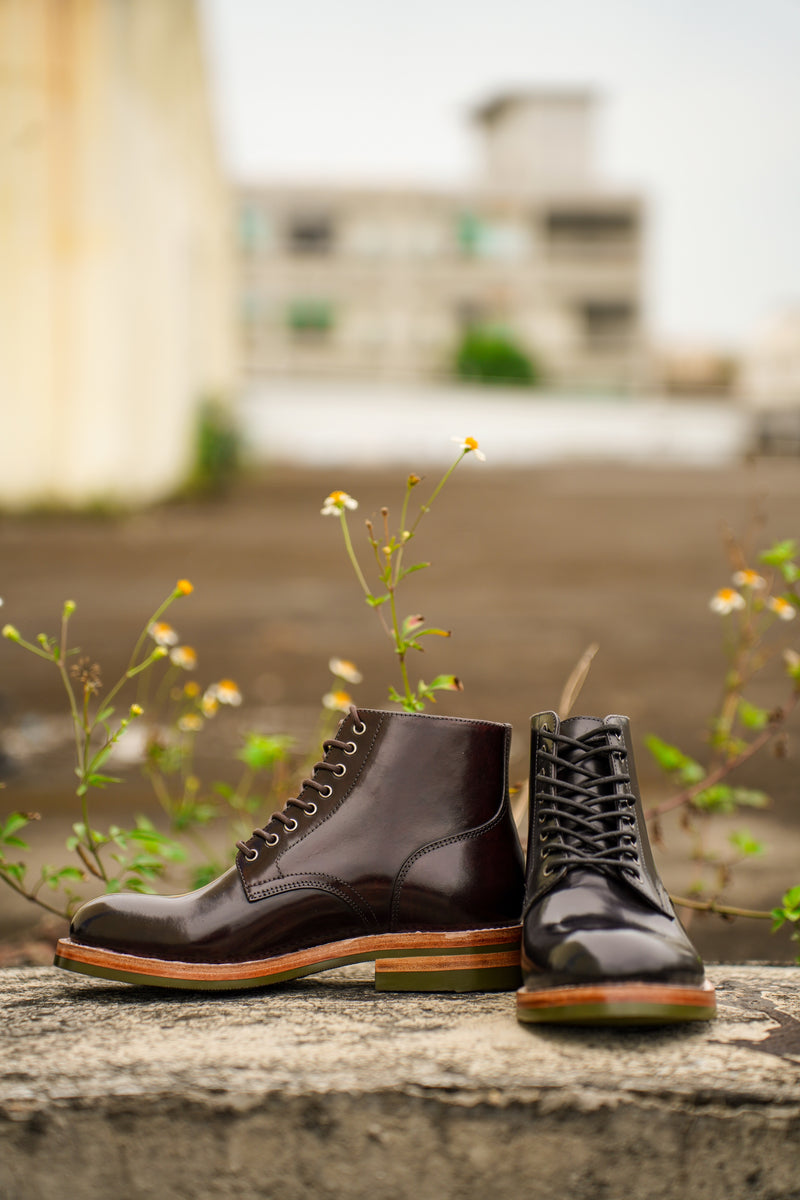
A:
730;787;770;808
1;812;36;839
96;707;115;724
87;773;123;789
422;674;463;694
692;785;769;814
104;878;122;894
2;835;30;850
0;861;26;882
738;699;769;731
191;863;221;890
87;744;115;773
236;732;294;772
728;829;765;858
124;877;157;894
781;562;800;584
760;539;798;566
398;563;430;581
366;594;390;608
644;735;705;784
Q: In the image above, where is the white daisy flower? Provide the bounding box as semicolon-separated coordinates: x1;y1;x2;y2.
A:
768;596;797;621
709;588;746;615
328;658;363;685
732;569;767;590
451;436;486;461
321;491;359;516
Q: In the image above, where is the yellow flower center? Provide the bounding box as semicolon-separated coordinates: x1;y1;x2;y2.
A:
717;588;736;602
177;579;193;595
464;437;479;452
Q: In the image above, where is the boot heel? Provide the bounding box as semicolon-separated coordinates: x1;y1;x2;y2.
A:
374;941;522;993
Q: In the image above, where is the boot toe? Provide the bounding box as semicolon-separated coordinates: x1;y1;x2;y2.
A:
70;893;163;956
525;925;704;990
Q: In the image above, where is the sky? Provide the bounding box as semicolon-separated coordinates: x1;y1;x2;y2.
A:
199;0;800;349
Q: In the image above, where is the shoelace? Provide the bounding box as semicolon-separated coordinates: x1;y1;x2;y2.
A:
236;705;366;862
534;724;641;880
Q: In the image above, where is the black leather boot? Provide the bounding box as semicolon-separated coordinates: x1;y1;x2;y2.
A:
56;707;525;992
517;711;716;1025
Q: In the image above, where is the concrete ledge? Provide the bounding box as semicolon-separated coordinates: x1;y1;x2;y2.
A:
2;964;800;1200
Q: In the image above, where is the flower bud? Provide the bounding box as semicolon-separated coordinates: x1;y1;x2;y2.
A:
2;624;20;642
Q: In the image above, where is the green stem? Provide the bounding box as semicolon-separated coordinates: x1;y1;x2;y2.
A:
401;450;466;553
339;511;372;598
0;869;69;921
388;588;413;707
126;590;179;675
670;894;773;920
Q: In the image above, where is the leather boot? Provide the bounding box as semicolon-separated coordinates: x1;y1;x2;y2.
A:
516;711;716;1025
55;706;525;992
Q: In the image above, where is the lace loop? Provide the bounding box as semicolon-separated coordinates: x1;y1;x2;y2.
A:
236;706;364;861
535;724;641;879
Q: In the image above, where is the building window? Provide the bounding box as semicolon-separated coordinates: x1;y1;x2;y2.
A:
238;204;271;255
546;209;636;246
456;212;530;260
286;299;336;339
580;301;636;350
287;214;335;255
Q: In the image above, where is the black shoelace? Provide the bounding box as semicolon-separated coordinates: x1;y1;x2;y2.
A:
236;705;366;862
534;724;641;880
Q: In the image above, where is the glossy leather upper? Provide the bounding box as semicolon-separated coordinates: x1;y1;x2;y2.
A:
71;708;525;962
522;712;706;990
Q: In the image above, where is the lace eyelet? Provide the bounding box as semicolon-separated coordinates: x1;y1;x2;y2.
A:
319;784;334;799
265;832;280;846
283;818;299;832
304;802;318;816
243;846;258;862
353;720;367;735
332;763;347;777
344;741;357;755
541;861;555;877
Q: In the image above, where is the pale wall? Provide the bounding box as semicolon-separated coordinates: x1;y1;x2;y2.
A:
0;0;235;507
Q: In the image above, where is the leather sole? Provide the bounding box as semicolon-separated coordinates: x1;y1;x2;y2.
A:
516;979;717;1025
54;925;522;992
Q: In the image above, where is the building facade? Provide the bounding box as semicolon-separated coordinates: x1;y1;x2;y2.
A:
237;91;647;390
0;0;235;508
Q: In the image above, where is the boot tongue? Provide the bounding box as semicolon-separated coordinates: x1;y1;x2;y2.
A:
548;716;619;849
556;717;614;787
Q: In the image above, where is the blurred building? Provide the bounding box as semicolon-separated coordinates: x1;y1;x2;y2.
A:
0;0;235;508
237;90;647;389
743;306;800;454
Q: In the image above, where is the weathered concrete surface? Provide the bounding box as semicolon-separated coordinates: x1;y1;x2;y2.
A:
1;964;800;1200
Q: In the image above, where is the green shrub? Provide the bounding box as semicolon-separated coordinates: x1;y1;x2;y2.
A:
454;326;540;386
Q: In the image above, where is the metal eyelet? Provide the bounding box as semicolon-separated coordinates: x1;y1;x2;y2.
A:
541;862;554;877
344;741;357;755
264;832;280;846
353;720;367;735
243;847;258;862
332;762;347;777
304;802;318;816
283;818;299;832
319;785;333;799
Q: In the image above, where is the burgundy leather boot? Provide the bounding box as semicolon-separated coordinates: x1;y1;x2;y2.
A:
516;712;716;1025
55;707;525;992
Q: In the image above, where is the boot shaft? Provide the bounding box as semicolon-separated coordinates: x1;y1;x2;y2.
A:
526;711;671;915
240;707;525;931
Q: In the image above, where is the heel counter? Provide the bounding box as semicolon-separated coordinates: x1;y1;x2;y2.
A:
391;807;525;932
